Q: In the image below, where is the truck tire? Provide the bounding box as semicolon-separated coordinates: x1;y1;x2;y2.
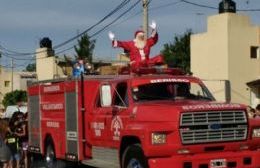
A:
122;144;148;168
45;144;56;168
30;153;44;168
45;144;74;168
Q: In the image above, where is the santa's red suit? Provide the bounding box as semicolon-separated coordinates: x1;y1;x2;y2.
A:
111;30;164;69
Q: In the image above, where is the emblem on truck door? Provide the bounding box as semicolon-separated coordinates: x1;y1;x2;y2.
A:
91;122;105;137
111;116;123;141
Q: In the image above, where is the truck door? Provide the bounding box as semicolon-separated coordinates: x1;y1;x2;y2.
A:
91;84;112;145
106;82;129;147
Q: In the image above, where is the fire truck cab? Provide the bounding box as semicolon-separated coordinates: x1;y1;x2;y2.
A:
28;68;260;168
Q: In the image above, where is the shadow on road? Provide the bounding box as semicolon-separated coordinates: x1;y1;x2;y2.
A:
30;159;96;168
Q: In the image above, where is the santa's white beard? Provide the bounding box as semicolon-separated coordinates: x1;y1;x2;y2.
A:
134;38;146;49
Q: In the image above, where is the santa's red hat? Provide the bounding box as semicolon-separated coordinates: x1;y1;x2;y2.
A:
134;30;144;37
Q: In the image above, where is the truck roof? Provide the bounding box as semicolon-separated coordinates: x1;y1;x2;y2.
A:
28;73;201;87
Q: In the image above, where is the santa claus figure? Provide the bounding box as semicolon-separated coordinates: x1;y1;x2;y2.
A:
108;20;164;69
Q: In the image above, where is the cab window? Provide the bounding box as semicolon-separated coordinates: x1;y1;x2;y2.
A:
113;82;128;107
132;82;214;101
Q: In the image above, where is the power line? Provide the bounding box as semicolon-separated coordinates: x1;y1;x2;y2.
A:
0;64;10;68
53;0;131;50
0;55;35;69
0;0;131;57
56;0;141;55
0;45;33;56
147;0;153;5
17;59;35;68
89;0;183;39
57;0;182;55
2;0;139;66
9;0;260;67
3;0;140;58
0;0;184;63
55;46;75;55
113;0;182;28
181;0;217;10
2;0;260;59
0;0;210;59
90;0;140;38
150;0;182;11
181;0;260;11
0;52;35;60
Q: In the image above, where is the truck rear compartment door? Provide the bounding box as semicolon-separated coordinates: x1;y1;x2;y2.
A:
65;89;79;160
28;95;41;153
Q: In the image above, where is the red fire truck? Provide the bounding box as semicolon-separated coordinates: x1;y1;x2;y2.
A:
28;68;260;168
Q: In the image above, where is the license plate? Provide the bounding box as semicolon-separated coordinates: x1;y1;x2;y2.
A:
210;159;227;168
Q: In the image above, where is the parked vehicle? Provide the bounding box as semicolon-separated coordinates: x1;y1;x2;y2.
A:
27;68;260;168
2;105;27;119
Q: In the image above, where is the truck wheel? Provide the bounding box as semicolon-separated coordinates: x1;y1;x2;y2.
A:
45;144;71;168
122;144;148;168
45;144;56;168
29;153;44;168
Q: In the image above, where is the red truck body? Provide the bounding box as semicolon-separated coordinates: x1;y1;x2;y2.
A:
27;72;260;168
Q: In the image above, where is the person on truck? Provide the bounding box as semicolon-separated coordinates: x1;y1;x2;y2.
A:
175;83;197;100
72;59;85;77
108;20;164;69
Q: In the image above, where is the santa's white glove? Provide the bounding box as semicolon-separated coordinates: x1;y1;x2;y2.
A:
149;20;157;30
108;31;115;41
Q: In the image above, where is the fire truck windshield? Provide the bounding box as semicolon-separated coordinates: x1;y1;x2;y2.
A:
132;82;215;102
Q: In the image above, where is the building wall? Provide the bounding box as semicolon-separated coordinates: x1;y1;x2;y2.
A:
191;14;230;102
36;48;56;81
191;13;260;105
191;14;229;80
36;48;68;80
0;68;13;104
202;80;230;102
0;66;37;109
0;68;34;109
228;14;260;104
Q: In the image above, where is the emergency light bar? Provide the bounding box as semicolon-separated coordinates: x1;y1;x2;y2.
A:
119;67;184;76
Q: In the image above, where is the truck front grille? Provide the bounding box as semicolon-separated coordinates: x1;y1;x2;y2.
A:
180;111;248;144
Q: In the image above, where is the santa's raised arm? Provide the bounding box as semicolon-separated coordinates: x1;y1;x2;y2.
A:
108;20;163;68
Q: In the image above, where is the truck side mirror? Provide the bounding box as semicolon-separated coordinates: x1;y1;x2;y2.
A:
100;85;112;107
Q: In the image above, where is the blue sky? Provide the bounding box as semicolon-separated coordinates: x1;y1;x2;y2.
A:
0;0;260;70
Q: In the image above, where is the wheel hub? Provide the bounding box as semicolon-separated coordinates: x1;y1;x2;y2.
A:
127;158;143;168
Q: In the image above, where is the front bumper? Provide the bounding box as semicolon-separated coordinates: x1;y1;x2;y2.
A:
148;150;260;168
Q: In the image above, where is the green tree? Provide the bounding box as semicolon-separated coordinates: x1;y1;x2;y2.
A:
2;90;27;108
74;34;96;63
161;30;192;73
25;63;36;72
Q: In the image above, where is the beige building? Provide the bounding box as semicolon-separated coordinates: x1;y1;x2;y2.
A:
191;12;260;107
36;46;131;78
0;67;36;109
36;48;72;81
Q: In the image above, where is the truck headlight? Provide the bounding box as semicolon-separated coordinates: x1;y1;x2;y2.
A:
151;133;166;145
252;128;260;138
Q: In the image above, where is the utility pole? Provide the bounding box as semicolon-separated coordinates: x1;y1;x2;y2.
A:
143;0;149;40
11;58;14;92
